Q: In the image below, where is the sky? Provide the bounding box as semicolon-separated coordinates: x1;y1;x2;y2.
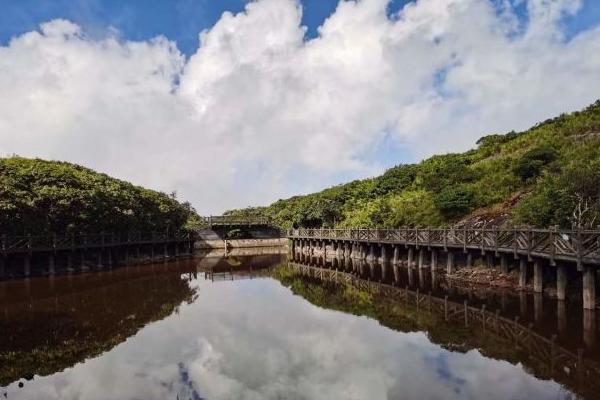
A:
1;0;600;214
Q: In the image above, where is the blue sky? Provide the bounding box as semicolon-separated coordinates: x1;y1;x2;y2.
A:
0;0;422;56
1;0;599;56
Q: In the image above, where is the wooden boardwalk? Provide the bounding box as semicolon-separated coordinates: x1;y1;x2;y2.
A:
0;231;194;279
288;228;600;267
288;227;600;310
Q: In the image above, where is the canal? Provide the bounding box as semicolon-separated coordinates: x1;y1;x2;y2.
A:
0;251;597;399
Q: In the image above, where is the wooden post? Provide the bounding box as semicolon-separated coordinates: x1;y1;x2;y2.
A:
430;249;437;271
446;251;454;274
583;309;596;348
519;258;527;289
583;266;596;310
381;244;388;264
500;254;509;274
486;253;495;269
466;252;473;268
533;259;543;293
418;248;425;269
393;245;399;265
556;265;567;301
408;247;414;269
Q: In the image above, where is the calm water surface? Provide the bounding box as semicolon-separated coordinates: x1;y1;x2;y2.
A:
0;252;583;399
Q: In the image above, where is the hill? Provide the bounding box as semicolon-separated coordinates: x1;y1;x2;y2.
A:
0;157;197;235
225;100;600;229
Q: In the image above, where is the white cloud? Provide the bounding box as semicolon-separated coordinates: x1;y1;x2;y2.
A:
1;0;600;213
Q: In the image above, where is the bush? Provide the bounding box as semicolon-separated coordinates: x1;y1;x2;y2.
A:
0;157;196;235
513;146;557;182
434;185;476;219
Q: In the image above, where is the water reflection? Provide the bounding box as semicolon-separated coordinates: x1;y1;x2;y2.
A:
0;252;583;399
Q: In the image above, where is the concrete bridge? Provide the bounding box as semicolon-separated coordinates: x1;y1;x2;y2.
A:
199;215;274;228
0;231;194;279
287;227;600;310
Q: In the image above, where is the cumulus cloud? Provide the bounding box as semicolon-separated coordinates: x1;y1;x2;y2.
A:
1;0;600;213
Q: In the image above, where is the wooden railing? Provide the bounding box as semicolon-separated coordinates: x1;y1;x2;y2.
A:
1;231;192;254
288;228;600;268
200;216;274;226
288;262;600;397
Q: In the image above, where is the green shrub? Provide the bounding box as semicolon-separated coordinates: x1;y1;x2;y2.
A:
513;146;558;182
434;185;476;219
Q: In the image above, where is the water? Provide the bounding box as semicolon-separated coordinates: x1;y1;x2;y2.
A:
0;251;593;399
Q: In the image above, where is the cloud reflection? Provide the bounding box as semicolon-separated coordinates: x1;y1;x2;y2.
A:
5;277;569;400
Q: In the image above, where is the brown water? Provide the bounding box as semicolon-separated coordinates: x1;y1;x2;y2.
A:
0;251;596;399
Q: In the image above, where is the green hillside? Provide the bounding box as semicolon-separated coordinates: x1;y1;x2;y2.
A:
226;100;600;229
0;157;198;235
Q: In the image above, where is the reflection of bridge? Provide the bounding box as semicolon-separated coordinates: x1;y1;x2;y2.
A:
197;253;283;282
288;228;600;310
288;261;600;400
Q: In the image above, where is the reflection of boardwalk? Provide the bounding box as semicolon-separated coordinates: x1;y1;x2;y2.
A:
288;262;600;400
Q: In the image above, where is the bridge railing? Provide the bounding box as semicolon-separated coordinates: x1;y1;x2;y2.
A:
287;227;600;266
199;215;274;226
1;230;192;254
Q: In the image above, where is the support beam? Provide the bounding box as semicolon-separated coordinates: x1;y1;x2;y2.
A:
381;245;388;264
519;258;527;289
556;265;567;301
533;259;543;293
500;254;509;274
486;253;495;269
583;266;596;310
393;246;400;265
408;248;414;269
446;251;455;274
418;248;425;270
431;249;437;270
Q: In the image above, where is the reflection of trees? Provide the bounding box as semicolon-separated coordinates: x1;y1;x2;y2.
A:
273;265;596;400
0;266;196;386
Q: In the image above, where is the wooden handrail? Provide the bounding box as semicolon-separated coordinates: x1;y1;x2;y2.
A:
287;227;600;265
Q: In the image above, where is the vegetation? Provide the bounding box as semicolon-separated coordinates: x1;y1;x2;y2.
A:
227;100;600;229
0;157;199;235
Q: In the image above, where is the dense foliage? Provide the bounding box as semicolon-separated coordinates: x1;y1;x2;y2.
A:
0;157;198;235
227;100;600;229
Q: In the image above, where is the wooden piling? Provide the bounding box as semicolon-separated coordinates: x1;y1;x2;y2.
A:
583;266;596;310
